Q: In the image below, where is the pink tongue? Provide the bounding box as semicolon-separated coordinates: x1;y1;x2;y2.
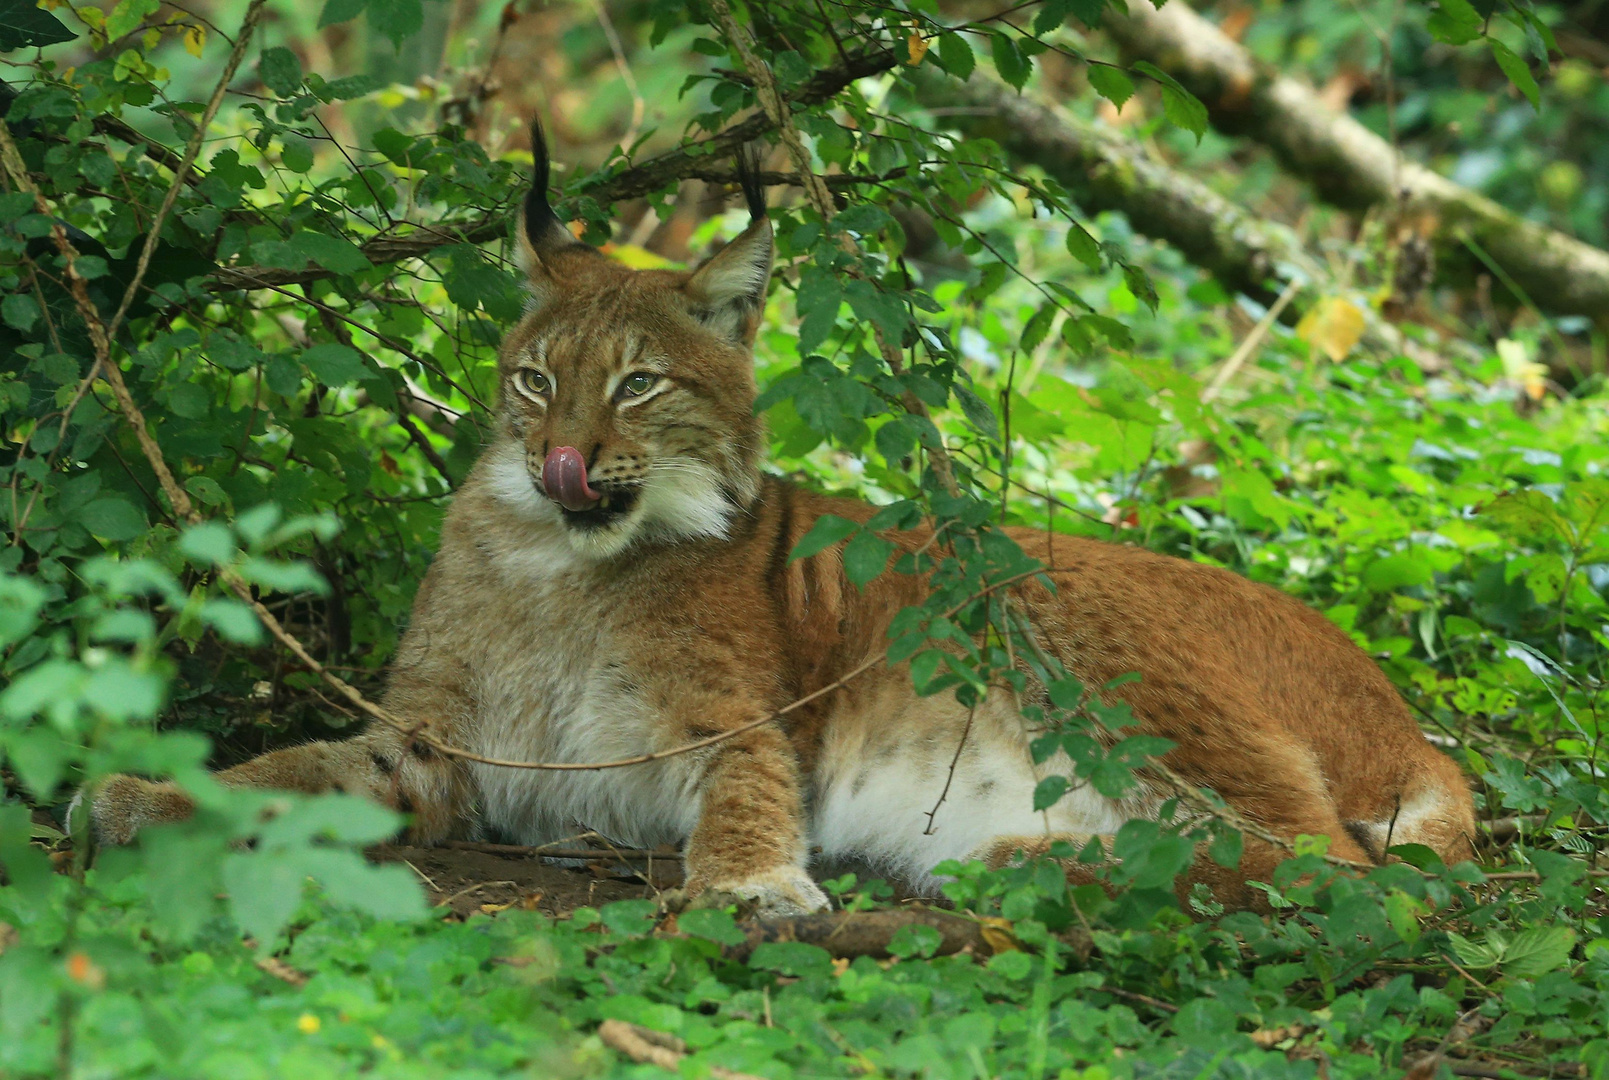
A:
541;446;603;511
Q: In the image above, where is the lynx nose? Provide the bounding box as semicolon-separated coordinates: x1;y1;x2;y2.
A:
541;446;603;511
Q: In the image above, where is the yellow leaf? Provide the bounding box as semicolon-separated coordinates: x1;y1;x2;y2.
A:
184;24;204;57
1497;338;1547;400
1295;296;1365;362
977;916;1020;954
296;1013;320;1034
907;31;929;66
607;243;678;270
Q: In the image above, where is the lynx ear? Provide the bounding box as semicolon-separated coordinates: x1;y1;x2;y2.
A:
518;118;593;284
684;146;773;345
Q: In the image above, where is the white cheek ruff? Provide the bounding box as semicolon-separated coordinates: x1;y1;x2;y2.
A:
637;459;735;544
484;442;561;524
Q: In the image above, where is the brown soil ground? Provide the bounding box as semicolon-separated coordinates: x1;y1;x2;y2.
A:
370;844;686;919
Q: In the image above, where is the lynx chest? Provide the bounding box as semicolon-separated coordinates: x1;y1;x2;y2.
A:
458;542;702;848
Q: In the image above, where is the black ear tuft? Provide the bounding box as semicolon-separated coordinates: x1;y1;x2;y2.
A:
684;148;774;346
734;142;767;224
522;118;588;261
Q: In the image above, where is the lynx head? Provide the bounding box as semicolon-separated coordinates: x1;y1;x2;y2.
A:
492;120;773;560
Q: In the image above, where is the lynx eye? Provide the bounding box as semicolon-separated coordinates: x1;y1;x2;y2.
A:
513;368;549;398
619;373;657;399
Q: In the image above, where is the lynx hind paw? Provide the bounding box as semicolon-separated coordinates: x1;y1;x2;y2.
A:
700;866;830;917
75;775;196;846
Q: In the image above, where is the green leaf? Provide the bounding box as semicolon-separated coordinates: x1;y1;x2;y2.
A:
1501;927;1576;979
201;599;264;645
1;293;39;332
749;941;833;977
365;0;423;47
909;649;945;692
937;33;975;80
887;923;943;959
1208;826;1243;869
789;514;858;562
843;279;910;348
843;530;895;588
1033;775;1069;811
180;521;236;565
1087;65;1135;110
3;729;70;799
1133;61;1208;141
600;899;659;938
1385;842;1442;870
1362;553;1432;592
1490;39;1540;110
1448;931;1501;969
1427;0;1483;45
280;135;314;173
165;382;210;419
303;343;369;385
258;46;303;97
677;907;747;946
291;232;373;273
1064;221;1102;271
104;0;157;40
0;0;77;50
80;496;147;541
990;32;1032;90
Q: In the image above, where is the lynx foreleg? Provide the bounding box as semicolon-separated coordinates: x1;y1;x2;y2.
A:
88;723;468;847
681;720;828;916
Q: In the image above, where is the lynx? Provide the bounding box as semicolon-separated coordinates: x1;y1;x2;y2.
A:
89;125;1475;915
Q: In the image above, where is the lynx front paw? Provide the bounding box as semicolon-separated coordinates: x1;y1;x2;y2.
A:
698;866;830;917
72;775;196;846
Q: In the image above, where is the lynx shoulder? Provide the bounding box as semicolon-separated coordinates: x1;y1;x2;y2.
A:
89;122;1474;915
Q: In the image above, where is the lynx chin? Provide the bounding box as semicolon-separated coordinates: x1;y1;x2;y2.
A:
87;121;1474;916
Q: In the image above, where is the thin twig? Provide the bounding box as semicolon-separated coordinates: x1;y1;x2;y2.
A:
1201;277;1301;402
923;702;976;835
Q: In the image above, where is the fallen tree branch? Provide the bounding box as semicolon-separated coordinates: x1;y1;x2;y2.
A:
1103;0;1609;321
716;907;996;962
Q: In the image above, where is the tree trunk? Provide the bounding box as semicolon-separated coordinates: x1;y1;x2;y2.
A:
1102;0;1609;321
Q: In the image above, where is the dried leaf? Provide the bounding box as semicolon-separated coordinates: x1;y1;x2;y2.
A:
1296;296;1366;362
977;916;1020;954
907;31;929;66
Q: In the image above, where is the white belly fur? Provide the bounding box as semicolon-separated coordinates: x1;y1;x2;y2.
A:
809;682;1134;893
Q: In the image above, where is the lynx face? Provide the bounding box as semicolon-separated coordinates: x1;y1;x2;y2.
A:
490;129;774;561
